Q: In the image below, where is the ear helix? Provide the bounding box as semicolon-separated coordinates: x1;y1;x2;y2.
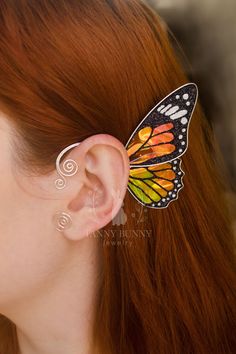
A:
53;142;80;232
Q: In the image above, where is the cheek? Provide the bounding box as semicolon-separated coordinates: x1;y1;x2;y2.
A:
0;171;64;311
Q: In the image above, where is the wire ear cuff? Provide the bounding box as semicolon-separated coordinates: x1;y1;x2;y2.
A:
53;143;80;232
53;82;198;228
54;142;80;190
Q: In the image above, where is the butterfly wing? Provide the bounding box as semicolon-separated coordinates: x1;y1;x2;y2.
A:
128;158;184;208
126;83;198;167
126;83;198;208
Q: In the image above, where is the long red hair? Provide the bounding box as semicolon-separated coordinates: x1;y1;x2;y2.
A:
0;1;235;353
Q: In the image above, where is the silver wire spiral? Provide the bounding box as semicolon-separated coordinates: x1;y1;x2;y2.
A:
53;212;72;232
53;142;81;232
55;142;80;189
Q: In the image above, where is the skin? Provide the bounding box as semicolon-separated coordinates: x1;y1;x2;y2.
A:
0;114;130;354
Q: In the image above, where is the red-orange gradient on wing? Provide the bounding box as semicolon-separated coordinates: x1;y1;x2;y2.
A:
127;123;175;165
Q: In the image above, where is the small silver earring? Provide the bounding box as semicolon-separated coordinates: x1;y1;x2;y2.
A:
53;211;72;232
53;142;80;232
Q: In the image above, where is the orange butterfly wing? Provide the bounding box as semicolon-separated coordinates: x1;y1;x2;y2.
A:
127;123;176;165
125;83;198;208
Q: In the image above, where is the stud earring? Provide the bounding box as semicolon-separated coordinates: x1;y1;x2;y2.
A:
53;142;80;232
53;211;72;232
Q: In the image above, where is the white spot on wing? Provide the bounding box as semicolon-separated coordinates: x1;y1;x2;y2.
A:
183;94;189;100
160;104;172;113
170;109;188;120
157;105;165;112
165;106;179;116
181;117;188;124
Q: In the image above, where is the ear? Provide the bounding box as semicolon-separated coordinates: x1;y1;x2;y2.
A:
52;134;130;240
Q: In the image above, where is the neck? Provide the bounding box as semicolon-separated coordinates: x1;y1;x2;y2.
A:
6;237;102;354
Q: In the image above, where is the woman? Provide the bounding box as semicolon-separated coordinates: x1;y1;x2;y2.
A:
0;1;235;353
